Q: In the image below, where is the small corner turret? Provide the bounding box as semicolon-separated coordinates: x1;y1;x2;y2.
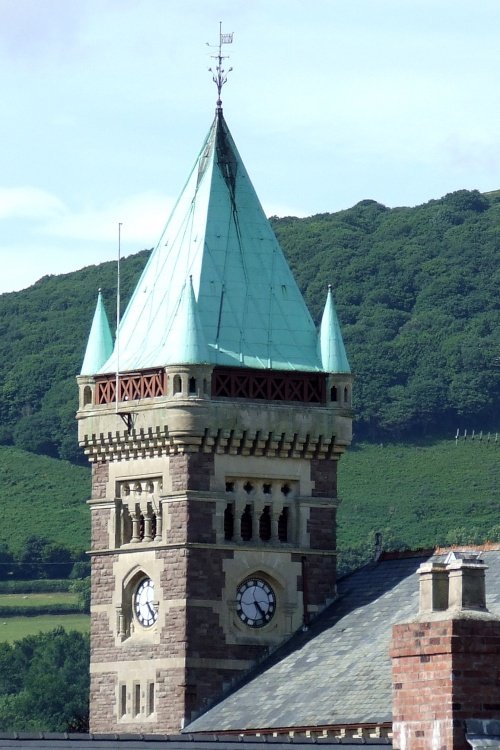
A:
78;289;114;410
318;285;353;413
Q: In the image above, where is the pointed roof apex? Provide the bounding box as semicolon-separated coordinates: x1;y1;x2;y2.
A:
162;276;210;366
81;290;114;375
318;286;351;374
98;112;321;374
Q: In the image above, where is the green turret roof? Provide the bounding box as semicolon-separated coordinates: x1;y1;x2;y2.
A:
318;286;351;374
81;290;114;375
163;276;210;365
99;110;323;374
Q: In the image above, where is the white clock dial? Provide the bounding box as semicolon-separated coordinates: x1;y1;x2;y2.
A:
236;578;276;628
134;578;157;628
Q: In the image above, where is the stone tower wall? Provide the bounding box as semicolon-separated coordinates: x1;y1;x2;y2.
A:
82;389;350;733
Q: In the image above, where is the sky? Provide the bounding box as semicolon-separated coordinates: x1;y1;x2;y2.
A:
0;0;499;295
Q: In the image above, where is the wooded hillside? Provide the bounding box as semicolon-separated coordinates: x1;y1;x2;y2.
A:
0;188;498;464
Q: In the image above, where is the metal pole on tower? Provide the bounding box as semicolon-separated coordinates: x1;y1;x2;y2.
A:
116;222;122;414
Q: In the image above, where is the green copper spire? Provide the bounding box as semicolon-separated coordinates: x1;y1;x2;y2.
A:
81;290;114;376
162;276;210;365
99;111;322;374
318;285;350;374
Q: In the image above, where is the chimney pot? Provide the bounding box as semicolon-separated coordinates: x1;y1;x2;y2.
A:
418;561;449;614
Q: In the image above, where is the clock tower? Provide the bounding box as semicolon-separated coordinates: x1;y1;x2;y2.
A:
77;95;352;733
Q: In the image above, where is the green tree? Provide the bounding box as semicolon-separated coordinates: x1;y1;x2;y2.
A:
0;629;89;731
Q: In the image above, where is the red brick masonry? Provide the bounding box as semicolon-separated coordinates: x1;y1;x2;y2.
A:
391;618;500;750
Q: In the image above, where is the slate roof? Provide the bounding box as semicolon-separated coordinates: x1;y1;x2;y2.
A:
186;549;500;733
98;110;325;375
0;734;391;749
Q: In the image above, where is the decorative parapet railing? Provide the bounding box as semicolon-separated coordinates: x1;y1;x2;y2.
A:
95;369;167;405
212;368;326;404
93;367;327;406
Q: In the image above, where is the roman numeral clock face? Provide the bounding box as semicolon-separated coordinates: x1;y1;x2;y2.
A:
236;578;276;628
134;578;158;628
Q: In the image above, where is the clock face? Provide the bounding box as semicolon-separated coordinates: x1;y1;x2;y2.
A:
134;578;157;628
236;578;276;628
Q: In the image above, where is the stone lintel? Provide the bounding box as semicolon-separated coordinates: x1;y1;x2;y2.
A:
89;541;339;558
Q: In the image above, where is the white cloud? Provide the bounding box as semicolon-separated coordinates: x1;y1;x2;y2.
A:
0;187;65;221
0;190;175;295
41;191;174;247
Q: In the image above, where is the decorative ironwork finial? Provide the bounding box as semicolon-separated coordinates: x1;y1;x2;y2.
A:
207;21;234;111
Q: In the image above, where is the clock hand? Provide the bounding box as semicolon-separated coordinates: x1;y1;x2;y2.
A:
253;593;266;618
147;602;156;617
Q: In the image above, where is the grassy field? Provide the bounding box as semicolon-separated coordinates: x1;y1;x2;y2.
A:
0;592;78;608
337;438;500;551
0;446;90;554
0;614;89;643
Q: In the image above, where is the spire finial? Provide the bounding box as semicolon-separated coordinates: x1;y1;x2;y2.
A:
207;21;234;111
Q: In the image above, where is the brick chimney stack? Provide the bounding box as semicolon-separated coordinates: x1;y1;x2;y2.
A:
391;552;500;750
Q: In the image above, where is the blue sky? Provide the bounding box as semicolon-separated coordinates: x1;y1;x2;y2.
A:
1;0;499;294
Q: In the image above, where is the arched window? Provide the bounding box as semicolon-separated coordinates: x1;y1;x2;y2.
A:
83;385;92;406
330;385;338;402
278;507;289;542
344;386;349;404
224;504;234;540
241;505;252;541
259;506;271;541
173;375;182;395
189;377;196;395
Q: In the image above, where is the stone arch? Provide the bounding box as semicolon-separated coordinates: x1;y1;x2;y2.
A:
120;566;154;638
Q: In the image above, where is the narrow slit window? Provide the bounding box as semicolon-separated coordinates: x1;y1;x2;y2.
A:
134;683;141;716
224;503;234;540
330;385;338;402
189;376;196;394
241;505;252;541
259;506;271;541
173;375;182;395
147;682;155;715
120;684;127;717
278;507;289;542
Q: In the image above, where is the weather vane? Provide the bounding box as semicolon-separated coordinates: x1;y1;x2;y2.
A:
207;22;234;110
